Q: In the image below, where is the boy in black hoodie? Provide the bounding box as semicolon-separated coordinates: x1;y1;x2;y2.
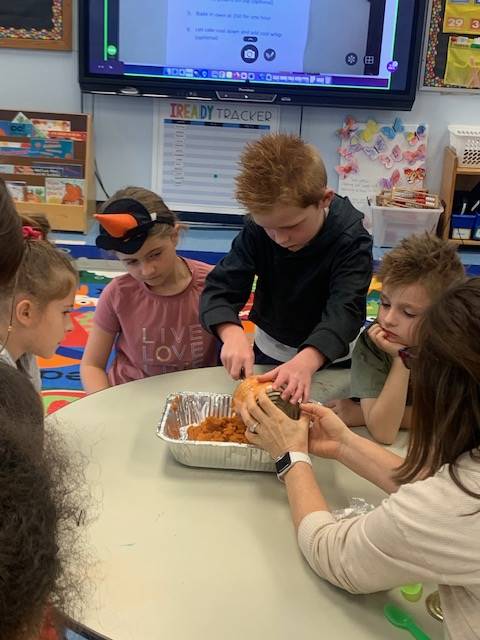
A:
200;134;373;404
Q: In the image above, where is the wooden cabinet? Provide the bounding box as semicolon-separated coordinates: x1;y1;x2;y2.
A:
439;146;480;246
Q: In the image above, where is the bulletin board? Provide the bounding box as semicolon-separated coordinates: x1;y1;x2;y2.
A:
421;0;480;90
335;116;428;231
0;0;72;51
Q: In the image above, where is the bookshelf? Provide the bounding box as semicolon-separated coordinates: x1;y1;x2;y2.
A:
0;109;95;232
439;146;480;246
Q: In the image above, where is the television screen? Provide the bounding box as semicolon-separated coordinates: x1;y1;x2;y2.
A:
79;0;427;110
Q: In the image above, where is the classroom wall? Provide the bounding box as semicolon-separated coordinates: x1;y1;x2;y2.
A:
0;1;479;202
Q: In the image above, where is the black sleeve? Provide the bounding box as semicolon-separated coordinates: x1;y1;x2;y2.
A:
200;225;257;336
299;230;373;362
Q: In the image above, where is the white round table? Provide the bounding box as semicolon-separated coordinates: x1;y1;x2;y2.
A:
52;367;443;640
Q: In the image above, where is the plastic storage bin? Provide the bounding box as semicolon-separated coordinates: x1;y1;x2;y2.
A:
451;214;476;240
371;205;443;248
448;125;480;167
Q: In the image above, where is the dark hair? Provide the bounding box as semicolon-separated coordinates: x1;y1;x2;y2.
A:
0;421;89;640
0;362;44;450
0;363;88;640
396;277;480;499
0;178;24;287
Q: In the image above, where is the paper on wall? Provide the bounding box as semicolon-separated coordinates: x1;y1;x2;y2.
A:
152;100;280;216
335;116;428;231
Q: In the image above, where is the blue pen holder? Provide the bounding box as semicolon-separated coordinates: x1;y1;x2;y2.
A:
473;214;480;241
452;214;476;240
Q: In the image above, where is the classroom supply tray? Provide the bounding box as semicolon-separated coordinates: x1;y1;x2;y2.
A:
157;392;275;472
448;125;480;168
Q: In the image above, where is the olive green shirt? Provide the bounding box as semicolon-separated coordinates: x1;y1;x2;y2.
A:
350;329;412;402
350;329;393;399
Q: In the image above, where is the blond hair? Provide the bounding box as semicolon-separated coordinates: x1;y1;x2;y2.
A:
378;233;465;300
0;215;78;316
235;134;328;215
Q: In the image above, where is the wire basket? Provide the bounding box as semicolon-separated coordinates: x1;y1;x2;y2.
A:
448;125;480;167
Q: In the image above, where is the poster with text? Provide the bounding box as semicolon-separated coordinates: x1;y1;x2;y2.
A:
153;100;280;215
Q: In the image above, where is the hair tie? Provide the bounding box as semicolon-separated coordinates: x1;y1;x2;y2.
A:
22;226;43;241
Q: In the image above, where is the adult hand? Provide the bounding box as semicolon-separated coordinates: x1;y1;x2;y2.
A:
300;402;351;460
368;323;406;358
217;323;254;379
240;390;310;460
324;398;365;427
257;347;325;404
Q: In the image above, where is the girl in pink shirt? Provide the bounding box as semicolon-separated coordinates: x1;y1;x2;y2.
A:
80;187;218;393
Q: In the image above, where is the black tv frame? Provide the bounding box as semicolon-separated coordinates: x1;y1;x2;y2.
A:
79;0;428;111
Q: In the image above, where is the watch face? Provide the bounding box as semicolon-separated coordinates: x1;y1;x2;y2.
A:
275;452;291;475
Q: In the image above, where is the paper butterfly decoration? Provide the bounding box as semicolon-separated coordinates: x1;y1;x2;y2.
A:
363;134;386;161
350;133;362;148
335;158;359;179
359;119;380;143
404;166;426;184
336;116;359;139
380;117;405;140
379;154;394;169
403;143;427;165
338;146;354;160
405;124;427;147
348;140;363;153
379;169;401;190
391;145;403;162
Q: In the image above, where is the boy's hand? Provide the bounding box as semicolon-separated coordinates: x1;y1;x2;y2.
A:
257;347;325;404
217;323;254;380
324;398;365;426
368;323;406;358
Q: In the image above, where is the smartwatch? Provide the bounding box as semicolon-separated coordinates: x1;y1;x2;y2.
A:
275;451;312;481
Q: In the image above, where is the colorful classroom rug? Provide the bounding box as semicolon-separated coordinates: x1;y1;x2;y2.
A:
39;270;384;414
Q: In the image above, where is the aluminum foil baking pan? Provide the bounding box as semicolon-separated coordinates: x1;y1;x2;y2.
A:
157;392;275;472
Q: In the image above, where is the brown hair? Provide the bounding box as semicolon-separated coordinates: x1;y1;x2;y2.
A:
0;178;24;287
0;362;44;451
235;134;328;215
396;277;480;499
378;233;465;300
0;419;88;640
101;186;181;238
0;215;78;318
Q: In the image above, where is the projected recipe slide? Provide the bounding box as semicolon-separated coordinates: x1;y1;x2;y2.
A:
119;0;396;78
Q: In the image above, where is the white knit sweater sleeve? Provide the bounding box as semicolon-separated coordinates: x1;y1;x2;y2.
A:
298;456;480;593
297;456;480;639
